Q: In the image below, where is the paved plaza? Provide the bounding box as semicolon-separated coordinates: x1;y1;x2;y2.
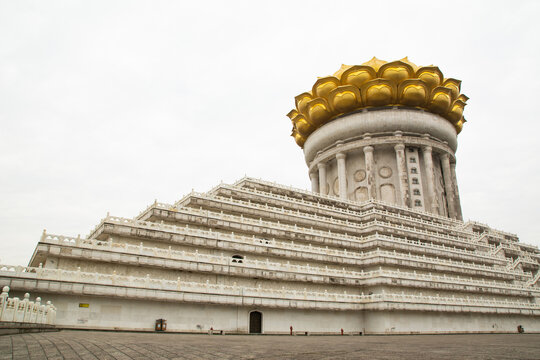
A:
1;331;540;360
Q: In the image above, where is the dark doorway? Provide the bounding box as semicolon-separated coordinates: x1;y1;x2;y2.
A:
249;311;262;334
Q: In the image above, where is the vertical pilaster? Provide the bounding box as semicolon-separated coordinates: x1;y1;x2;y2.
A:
450;162;463;220
441;153;457;219
336;152;347;200
309;171;319;194
422;146;438;214
363;146;376;200
394;143;410;207
317;162;328;196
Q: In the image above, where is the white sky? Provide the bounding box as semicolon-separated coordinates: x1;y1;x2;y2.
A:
1;1;539;265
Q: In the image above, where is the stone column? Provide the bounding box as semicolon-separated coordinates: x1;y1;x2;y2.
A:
394;143;410;207
450;162;463;220
336;152;347;200
317;162;328;196
363;146;376;200
422;146;438;214
309;171;319;194
441;153;457;219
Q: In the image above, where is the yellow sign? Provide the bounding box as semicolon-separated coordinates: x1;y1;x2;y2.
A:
79;303;89;308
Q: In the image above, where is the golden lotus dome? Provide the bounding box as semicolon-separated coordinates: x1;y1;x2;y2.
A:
287;57;468;147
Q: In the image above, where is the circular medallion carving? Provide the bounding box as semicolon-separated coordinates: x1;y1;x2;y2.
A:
379;166;392;178
354;170;366;182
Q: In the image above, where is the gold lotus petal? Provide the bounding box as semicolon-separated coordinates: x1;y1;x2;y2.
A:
416;66;443;90
307;98;332;126
328;85;361;113
340;65;376;88
366;85;393;106
362;79;396;107
292;131;306;147
293;115;314;137
446;100;467;124
286;109;298;120
455;118;464;134
399;80;428;107
295;92;313;115
429;87;453;114
379;61;415;84
442;78;461;100
312;77;340;99
332;91;357;112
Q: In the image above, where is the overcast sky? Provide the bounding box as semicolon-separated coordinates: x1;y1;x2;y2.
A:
1;1;539;265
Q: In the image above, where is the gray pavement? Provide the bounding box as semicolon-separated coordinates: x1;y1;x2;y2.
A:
1;331;540;359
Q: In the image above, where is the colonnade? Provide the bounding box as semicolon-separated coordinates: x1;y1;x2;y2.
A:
309;141;463;220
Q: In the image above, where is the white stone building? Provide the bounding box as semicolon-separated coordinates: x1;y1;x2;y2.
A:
1;58;540;334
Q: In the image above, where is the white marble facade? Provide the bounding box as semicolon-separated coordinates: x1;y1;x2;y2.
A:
306;109;462;220
1;176;540;334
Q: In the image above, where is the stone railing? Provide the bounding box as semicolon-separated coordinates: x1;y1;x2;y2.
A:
519;242;539;251
0;264;361;304
87;215;509;271
214;184;474;236
520;255;539;265
38;234;533;293
234;177;466;226
464;221;519;240
187;192;473;246
371;290;540;310
1;265;538;312
0;286;56;325
527;271;540;287
91;210;506;266
135;200;175;220
502;242;524;252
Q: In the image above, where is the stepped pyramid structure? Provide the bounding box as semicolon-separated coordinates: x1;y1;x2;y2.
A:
2;58;540;334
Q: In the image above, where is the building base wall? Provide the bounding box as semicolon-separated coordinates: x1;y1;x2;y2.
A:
9;290;540;334
364;311;540;334
9;291;364;334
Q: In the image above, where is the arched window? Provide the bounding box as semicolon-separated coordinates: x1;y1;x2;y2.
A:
412;178;419;185
231;255;244;264
411;167;417;174
413;189;421;196
414;200;422;206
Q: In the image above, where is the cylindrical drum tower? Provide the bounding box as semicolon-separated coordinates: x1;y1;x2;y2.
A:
287;57;467;220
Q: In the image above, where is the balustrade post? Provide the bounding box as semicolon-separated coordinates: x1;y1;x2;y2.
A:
0;286;9;321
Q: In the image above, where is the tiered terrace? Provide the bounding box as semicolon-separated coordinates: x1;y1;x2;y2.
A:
2;177;539;332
